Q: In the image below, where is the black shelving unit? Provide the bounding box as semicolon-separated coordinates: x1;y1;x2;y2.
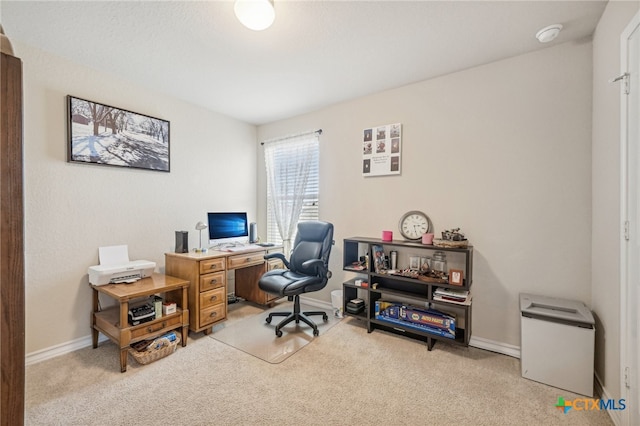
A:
342;237;474;350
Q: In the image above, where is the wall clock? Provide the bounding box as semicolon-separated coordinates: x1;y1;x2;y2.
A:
399;211;431;240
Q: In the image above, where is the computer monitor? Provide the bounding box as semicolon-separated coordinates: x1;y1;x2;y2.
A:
207;212;249;247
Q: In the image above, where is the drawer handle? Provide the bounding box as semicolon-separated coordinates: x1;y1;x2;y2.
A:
246;257;251;262
210;265;216;269
210;295;217;302
210;279;217;284
210;311;217;318
146;322;167;333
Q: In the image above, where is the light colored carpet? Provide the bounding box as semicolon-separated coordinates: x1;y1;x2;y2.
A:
210;301;342;363
24;305;614;425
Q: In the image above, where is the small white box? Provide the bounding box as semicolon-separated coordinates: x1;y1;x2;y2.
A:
162;302;177;315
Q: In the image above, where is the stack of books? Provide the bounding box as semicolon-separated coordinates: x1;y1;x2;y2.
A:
433;287;471;304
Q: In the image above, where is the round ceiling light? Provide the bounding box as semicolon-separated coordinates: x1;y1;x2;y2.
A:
234;0;275;31
536;24;563;43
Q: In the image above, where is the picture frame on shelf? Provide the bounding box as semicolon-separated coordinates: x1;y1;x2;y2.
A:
409;256;421;270
372;245;385;273
448;269;464;286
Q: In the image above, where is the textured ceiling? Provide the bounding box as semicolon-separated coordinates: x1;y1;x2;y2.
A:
1;1;607;125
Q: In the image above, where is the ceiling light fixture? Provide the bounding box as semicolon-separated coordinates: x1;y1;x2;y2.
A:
234;0;275;31
536;24;563;43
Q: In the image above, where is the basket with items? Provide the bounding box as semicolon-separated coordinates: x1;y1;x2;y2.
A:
128;331;180;365
433;228;469;248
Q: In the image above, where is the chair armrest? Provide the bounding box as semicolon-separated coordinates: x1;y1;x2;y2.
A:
264;252;290;269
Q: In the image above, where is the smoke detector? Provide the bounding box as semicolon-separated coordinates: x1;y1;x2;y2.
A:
536;24;563;43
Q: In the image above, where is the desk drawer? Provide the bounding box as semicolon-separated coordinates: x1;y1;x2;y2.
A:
130;315;181;340
200;257;226;274
200;304;225;327
200;287;225;309
228;251;266;269
200;271;225;292
267;258;284;271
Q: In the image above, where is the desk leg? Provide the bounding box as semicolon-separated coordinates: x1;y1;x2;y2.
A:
120;300;129;372
181;325;188;347
91;288;99;348
181;286;188;346
120;348;128;373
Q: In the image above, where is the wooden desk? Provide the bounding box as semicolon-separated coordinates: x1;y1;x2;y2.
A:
165;245;283;334
91;273;189;372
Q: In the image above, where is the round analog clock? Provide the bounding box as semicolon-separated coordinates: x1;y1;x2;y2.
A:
399;211;431;240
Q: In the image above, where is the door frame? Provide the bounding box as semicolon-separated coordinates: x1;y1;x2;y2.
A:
619;10;640;426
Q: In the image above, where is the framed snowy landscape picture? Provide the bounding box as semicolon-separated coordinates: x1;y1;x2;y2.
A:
67;96;170;172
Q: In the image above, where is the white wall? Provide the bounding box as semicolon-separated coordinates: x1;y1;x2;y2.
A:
592;0;640;404
17;41;257;354
257;40;593;348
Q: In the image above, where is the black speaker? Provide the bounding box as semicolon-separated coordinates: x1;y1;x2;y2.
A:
249;222;258;243
175;231;188;253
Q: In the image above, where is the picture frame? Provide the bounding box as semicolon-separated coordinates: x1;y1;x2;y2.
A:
362;122;401;177
372;245;385;273
448;269;464;286
409;256;421;270
67;95;170;172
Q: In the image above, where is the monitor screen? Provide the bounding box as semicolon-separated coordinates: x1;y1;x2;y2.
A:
207;212;249;243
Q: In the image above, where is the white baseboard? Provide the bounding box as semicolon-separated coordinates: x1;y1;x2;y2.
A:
469;335;521;358
26;333;110;366
595;371;622;426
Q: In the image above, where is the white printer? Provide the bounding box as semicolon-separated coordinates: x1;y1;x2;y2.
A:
88;259;155;285
88;245;156;285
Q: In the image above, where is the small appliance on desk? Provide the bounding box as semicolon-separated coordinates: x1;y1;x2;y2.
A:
128;303;156;326
88;244;155;285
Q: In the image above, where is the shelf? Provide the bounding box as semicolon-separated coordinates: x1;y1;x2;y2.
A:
344;311;368;321
345;236;473;253
371;318;468;346
342;237;474;350
369;285;427;301
94;308;185;347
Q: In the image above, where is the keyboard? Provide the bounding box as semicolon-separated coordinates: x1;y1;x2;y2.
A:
223;244;263;252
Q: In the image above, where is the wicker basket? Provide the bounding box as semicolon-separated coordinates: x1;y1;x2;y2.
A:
128;335;180;365
432;238;469;248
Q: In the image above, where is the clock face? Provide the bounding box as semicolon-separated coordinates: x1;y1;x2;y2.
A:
399;211;431;240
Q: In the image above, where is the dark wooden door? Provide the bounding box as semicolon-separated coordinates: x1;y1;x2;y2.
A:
1;51;25;426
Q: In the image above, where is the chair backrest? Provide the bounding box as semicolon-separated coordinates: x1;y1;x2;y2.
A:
289;221;334;276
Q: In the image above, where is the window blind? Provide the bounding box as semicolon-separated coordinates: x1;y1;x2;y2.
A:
265;133;319;245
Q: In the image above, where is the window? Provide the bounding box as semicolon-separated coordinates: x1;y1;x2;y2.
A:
264;131;320;247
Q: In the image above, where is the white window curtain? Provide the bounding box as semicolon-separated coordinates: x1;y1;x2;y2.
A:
264;130;320;254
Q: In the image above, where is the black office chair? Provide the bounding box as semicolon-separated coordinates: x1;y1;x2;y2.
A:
259;221;334;337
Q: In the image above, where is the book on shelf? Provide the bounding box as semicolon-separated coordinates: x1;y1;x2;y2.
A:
435;287;469;299
347;262;366;271
434;287;469;297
